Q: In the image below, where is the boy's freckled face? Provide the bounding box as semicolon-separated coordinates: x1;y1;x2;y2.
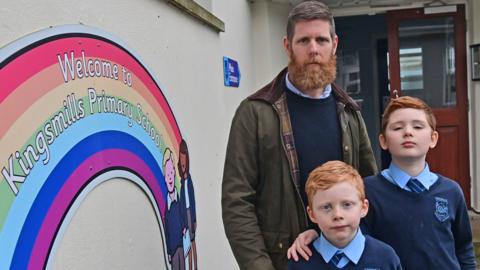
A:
307;181;368;248
380;108;438;162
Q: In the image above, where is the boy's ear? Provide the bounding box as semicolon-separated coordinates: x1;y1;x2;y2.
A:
379;134;388;150
430;130;439;149
360;199;369;218
307;205;317;224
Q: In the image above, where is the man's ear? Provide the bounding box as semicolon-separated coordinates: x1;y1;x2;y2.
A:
332;34;338;55
283;36;291;57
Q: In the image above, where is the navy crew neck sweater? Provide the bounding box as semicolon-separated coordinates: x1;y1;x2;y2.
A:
285;90;341;206
288;235;402;270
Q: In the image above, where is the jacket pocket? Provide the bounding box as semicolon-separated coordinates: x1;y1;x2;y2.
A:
263;231;290;270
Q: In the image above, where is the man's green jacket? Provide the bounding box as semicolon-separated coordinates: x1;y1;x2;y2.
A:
222;68;378;270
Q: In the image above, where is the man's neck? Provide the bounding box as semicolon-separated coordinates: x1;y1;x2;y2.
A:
286;73;328;98
298;86;326;98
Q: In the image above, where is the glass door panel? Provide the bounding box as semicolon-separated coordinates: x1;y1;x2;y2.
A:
398;17;455;107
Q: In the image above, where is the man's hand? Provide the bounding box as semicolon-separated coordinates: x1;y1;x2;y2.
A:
286;229;318;261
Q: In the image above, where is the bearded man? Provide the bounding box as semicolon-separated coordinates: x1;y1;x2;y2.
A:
221;1;377;270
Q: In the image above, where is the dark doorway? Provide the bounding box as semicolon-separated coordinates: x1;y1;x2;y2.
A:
335;14;390;169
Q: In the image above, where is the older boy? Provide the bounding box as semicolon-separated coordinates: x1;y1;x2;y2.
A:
362;96;476;270
288;161;401;270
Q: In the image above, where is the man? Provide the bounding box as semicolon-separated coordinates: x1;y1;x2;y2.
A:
221;1;377;270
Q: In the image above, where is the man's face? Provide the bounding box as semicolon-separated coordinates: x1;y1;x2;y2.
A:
284;19;338;92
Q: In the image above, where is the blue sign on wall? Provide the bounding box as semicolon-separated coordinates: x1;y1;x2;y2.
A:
223;57;240;87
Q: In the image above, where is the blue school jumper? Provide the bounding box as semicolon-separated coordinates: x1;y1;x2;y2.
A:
287;235;402;270
362;174;476;270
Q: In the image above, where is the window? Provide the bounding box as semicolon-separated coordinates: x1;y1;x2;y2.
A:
168;0;224;32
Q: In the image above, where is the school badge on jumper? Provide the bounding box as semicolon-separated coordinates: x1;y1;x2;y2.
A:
434;197;449;222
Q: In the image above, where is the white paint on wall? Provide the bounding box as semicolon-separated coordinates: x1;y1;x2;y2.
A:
251;0;290;88
49;177;166;270
196;0;212;10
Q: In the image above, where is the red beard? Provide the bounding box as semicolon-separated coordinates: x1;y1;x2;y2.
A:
288;52;337;91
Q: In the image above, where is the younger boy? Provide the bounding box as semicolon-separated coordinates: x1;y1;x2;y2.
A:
288;160;402;270
362;96;476;270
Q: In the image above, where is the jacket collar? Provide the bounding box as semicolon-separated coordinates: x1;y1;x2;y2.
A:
248;67;360;112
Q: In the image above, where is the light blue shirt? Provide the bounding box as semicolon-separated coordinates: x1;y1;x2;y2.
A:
313;228;366;268
285;73;332;99
381;162;438;191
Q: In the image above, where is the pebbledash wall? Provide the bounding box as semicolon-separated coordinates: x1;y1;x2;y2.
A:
0;0;256;269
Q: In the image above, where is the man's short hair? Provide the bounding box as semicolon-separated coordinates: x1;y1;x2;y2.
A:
306;160;365;207
286;1;336;41
381;96;437;135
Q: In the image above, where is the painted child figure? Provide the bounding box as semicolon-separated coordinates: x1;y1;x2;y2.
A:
288;160;402;270
164;148;186;270
362;96;476;270
178;139;197;270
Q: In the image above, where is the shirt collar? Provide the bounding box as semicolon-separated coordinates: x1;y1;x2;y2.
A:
285;72;331;99
314;228;365;265
382;162;438;190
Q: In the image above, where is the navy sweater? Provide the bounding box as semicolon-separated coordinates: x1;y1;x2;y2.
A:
287;235;402;270
165;198;185;257
362;174;476;270
286;90;341;206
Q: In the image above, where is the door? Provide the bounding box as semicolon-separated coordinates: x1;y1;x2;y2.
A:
335;14;388;167
387;5;470;205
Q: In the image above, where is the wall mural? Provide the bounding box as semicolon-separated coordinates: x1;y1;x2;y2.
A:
0;25;197;270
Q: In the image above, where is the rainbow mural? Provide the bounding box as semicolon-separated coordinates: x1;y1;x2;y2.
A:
0;25;197;269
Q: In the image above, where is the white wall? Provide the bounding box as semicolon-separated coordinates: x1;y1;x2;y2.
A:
251;0;290;88
0;0;255;268
51;178;166;269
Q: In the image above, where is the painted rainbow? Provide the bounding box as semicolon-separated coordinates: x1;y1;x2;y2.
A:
0;25;181;269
